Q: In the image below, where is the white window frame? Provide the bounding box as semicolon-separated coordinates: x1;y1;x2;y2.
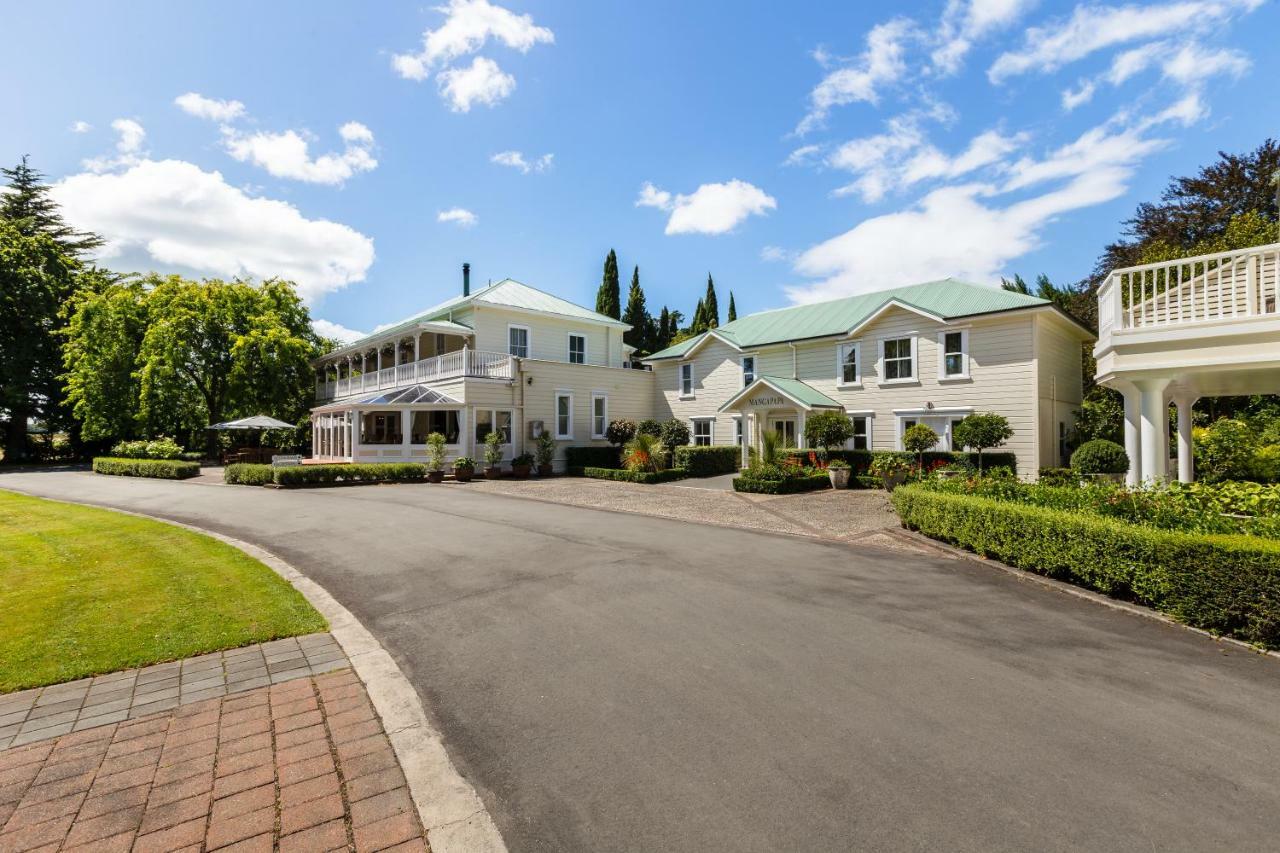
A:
568;332;587;365
679;362;694;398
590;392;608;439
836;341;861;388
554;391;573;439
690;417;714;446
740;355;756;387
508;324;530;359
474;408;513;446
879;335;917;384
847;413;873;451
937;328;970;380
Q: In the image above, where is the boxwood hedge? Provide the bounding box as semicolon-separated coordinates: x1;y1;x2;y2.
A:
672;445;740;477
565;446;622;471
892;485;1280;649
581;466;688;484
732;472;831;494
224;463;274;486
92;457;200;480
272;463;426;486
784;449;1017;474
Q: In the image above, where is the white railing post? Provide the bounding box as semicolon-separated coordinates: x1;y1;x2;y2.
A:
1246;252;1259;316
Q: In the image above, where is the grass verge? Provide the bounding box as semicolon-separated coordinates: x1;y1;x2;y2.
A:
0;490;326;692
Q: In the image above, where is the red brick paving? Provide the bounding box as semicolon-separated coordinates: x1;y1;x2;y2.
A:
0;669;428;851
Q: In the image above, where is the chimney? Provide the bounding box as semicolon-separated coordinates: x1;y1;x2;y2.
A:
462;262;471;296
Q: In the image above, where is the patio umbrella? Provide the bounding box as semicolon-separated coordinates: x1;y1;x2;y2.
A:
207;415;296;430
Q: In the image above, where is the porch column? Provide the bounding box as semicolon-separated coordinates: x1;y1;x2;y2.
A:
1137;378;1170;486
1175;395;1196;483
739;411;750;469
1117;381;1142;487
414;333;420;363
400;409;411;459
311;416;317;458
797;410;807;450
350;409;361;462
396;339;403;367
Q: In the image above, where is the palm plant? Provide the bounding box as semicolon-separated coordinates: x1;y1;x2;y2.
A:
759;428;780;466
623;432;662;472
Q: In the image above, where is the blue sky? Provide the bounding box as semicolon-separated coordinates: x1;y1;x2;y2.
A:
3;0;1275;340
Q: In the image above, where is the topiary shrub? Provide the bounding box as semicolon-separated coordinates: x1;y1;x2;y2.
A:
1071;439;1128;475
636;419;662;438
803;411;854;456
733;472;830;494
952;413;1013;472
659;419;690;453
605;419;637;447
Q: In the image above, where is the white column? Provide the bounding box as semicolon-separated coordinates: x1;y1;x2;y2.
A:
414;334;420;363
400;409;412;460
350;409;360;462
1175;395;1196;483
1137;378;1170;486
1118;381;1142;488
797;410;807;450
739;411;750;469
311;417;317;458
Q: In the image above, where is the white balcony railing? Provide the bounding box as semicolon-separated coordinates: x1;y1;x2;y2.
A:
316;348;515;401
1099;242;1280;342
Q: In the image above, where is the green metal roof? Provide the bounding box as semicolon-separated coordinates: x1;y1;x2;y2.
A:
647;278;1052;360
718;376;843;412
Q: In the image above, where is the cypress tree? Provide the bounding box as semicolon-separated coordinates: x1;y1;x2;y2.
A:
594;249;620;319
692;298;706;334
657;306;671;350
727;291;737;322
621;265;651;352
703;273;719;329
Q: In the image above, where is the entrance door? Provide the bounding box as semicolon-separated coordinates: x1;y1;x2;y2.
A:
770;418;797;447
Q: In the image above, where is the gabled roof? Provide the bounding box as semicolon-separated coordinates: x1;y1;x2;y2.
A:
646;278;1057;360
719;376;843;412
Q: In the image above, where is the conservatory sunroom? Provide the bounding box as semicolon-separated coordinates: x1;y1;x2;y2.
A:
310;384;465;464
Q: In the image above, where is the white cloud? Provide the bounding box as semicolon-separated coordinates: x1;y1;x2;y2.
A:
1161;41;1250;83
69;120;92;133
797;18;915;134
932;0;1037;73
989;0;1260;82
52;159;374;302
222;122;377;185
784;144;823;167
491;150;553;173
1061;79;1097;110
82;118;147;172
436;56;516;112
174;92;246;122
1059;39;1249;110
437;207;478;227
313;319;366;343
760;245;793;263
637;179;777;236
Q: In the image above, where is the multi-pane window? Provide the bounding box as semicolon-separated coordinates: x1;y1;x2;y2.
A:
734;417;743;446
411;411;460;444
838;342;859;385
591;394;608;438
508;326;529;358
692;419;713;446
474;409;512;444
555;393;573;439
850;416;869;450
568;334;586;364
942;331;966;377
883;337;914;380
741;356;755;387
680;363;694;396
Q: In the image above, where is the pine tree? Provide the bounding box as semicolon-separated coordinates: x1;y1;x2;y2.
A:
692;298;706;334
0;157;102;256
621;265;651;353
703;273;719;329
657;306;671;350
727;291;737;322
594;249;620;319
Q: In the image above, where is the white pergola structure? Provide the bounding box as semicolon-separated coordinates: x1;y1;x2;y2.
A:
1095;242;1280;485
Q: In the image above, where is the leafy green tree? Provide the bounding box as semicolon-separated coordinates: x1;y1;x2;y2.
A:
952;412;1013;472
60;272;148;443
691;298;706;334
902;423;938;471
703;273;719;328
727;291;737;322
621;265;651;352
659;418;690;453
804;410;854;456
1073;387;1124;445
595;249;620;319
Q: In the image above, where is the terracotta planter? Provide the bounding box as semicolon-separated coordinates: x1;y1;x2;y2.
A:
828;467;851;490
426;470;445;484
453;467;474;483
484;466;502;479
537;464;553;477
511;465;531;479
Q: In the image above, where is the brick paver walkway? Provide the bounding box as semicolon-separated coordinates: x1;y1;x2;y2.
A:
0;669;429;851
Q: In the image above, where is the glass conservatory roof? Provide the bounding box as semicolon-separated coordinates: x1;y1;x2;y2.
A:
352;385;460;406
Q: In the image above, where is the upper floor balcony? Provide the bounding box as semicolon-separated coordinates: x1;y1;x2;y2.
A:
316;347;515;402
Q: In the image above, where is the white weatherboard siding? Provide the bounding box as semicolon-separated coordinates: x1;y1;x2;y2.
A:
1035;313;1087;469
523;361;653;470
469;307;620;367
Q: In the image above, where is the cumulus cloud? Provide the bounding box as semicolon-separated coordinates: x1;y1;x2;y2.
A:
392;0;552;111
637;179;777;236
796;18;915;134
222;122;377;185
53;157;374;302
313;318;366;344
490;150;553;173
69;120;92;133
82;119;147;172
174;92;246;122
437;207;478;227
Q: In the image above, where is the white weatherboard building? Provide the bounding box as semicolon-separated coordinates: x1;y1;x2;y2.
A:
311;268;1094;476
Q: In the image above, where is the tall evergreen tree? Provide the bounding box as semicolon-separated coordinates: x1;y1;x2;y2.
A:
0;157;102;256
657;306;671;350
594;249;620;319
621;265;651;353
703;273;719;329
727;291;737;322
692;298;706;334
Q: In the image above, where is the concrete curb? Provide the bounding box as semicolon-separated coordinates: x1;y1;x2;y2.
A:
0;490;508;853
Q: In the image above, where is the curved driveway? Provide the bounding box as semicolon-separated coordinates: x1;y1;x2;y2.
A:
4;470;1279;852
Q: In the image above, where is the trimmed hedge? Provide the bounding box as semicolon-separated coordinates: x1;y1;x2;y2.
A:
673;445;740;477
565;446;622;470
784;449;1018;475
733;472;831;494
892;485;1280;649
273;463;427;487
581;466;688;484
92;457;200;480
225;463;274;486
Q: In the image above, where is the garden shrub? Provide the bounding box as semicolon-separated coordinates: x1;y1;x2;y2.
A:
224;463;273;485
951;412;1013;472
782;449;1016;475
92;457;200;479
1195;418;1257;482
892;485;1280;649
1071;439;1128;475
659;419;691;452
273;463;426;486
673;445;740;477
582;466;688;484
109;437;184;460
565;446;621;471
1038;467;1078;486
636;419;663;437
606;419;637;447
733;472;830;494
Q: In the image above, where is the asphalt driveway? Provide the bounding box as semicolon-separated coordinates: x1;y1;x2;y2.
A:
3;469;1279;852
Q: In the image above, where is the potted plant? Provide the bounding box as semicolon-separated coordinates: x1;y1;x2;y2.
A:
511;452;534;479
452;456;475;483
425;432;447;483
483;431;504;478
535;432;556;476
869;454;912;491
826;458;852;489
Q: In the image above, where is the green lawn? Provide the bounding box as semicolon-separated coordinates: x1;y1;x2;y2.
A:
0;490;327;692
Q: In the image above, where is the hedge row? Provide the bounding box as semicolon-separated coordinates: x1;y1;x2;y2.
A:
581;466;688;484
892;485;1280;649
273;463;426;486
224;463;274;485
92;457;201;480
565;446;622;470
733;472;831;495
673;445;740;477
785;449;1018;474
